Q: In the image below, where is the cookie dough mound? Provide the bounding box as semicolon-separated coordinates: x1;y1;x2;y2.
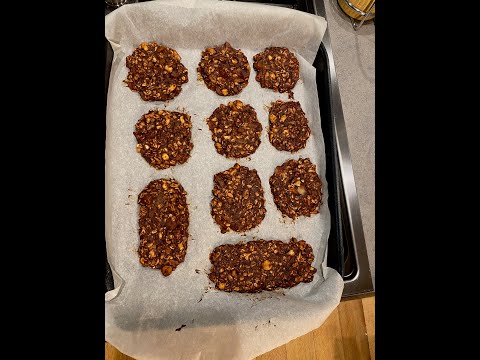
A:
211;163;266;233
207;100;262;158
125;42;188;101
134;110;193;170
269;158;322;219
198;42;250;96
253;47;300;96
268;100;311;152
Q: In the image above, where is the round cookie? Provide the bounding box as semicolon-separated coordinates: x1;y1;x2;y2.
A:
125;42;188;101
211;163;266;233
268;100;311;152
253;47;300;96
269;158;322;219
134;110;193;170
197;42;250;96
137;179;189;276
207;100;262;158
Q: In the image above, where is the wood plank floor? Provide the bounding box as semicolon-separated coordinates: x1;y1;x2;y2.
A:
105;296;375;360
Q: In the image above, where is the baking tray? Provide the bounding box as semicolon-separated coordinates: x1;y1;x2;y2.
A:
103;5;345;293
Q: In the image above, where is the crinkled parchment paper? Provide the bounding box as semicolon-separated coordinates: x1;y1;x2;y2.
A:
105;1;344;359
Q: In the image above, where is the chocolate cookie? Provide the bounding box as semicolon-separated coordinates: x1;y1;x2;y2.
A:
207;100;262;158
197;42;250;96
125;42;188;101
269;100;310;152
253;47;300;97
269;158;322;219
211;163;266;233
137;179;189;276
208;238;317;293
134;110;193;170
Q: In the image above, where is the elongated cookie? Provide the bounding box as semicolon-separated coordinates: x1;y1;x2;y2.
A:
209;238;317;293
137;179;189;276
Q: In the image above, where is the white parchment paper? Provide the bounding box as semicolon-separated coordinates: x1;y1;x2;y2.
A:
105;1;344;359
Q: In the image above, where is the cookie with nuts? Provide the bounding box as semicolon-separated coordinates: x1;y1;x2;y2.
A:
268;100;311;152
269;158;323;219
125;42;188;101
208;238;317;293
211;163;266;233
134;110;193;170
137;179;189;276
198;42;250;96
253;47;300;97
207;100;262;158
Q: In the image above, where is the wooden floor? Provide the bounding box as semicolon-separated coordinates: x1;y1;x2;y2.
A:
105;296;375;360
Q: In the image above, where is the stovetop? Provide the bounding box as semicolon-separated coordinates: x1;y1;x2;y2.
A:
105;0;374;298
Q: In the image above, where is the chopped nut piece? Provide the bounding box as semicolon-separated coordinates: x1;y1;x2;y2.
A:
269;158;323;219
161;265;173;276
211;163;266;233
134;110;193;170
198;42;250;96
124;42;188;101
262;260;272;270
138;179;189;276
268;100;311;152
209;238;317;293
207;101;262;158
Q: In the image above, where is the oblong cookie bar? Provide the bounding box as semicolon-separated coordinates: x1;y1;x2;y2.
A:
125;42;188;101
253;47;299;96
211;163;266;233
197;42;250;96
134;110;193;170
138;179;189;276
269;100;311;152
207;100;262;158
269;158;323;219
209;238;317;293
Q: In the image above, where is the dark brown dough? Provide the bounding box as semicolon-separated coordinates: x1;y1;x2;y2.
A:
125;42;188;101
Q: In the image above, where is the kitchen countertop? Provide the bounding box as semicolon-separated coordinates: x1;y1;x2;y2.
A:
106;296;375;360
323;0;375;287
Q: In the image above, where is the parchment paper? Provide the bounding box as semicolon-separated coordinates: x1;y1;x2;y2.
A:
105;1;344;359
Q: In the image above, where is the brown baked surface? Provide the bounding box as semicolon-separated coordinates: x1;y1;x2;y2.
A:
137;179;189;276
269;158;322;219
253;47;299;96
207;100;262;158
268;100;311;152
134;110;193;170
197;42;250;96
125;42;188;101
211;163;266;233
208;238;317;293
